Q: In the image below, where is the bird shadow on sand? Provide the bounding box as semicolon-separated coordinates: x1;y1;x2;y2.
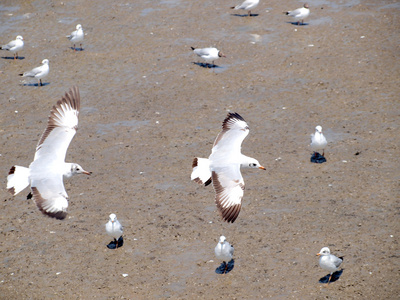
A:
21;82;50;87
192;62;222;69
215;259;235;274
319;269;344;284
287;21;309;26
69;47;84;51
231;13;259;17
107;236;124;249
2;56;25;60
310;152;326;163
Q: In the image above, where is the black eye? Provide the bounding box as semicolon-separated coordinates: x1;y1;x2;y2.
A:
252;163;256;167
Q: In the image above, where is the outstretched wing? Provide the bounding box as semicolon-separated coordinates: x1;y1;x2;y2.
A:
212;165;244;223
34;86;80;163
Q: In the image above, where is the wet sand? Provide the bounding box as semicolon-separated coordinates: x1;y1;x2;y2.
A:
0;0;399;298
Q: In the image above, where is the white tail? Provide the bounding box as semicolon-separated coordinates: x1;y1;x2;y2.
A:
7;165;30;195
191;158;212;186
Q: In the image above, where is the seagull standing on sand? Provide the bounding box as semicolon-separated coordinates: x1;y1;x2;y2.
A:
317;247;344;284
19;59;49;86
67;24;84;51
231;0;260;16
310;125;327;156
106;213;124;248
285;3;310;25
6;87;91;219
191;47;225;68
215;236;234;274
191;112;266;223
1;35;24;60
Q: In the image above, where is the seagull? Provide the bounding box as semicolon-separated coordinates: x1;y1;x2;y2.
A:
191;112;266;223
67;24;84;51
285;3;310;25
215;236;234;274
19;59;49;86
317;247;344;284
310;125;327;157
231;0;260;16
1;35;24;60
6;86;91;219
105;213;124;248
191;47;225;68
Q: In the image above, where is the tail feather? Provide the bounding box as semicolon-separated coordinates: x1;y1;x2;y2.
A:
191;158;212;186
7;165;30;195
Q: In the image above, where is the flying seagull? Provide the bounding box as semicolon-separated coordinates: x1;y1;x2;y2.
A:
191;112;266;223
7;86;91;219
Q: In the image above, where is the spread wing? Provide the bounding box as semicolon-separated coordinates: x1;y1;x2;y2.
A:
212;165;244;223
211;112;249;159
34;86;80;163
29;86;80;219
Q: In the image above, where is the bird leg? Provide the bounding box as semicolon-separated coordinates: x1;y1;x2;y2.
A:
248;11;251;16
80;43;83;51
223;261;228;274
39;79;42;86
114;238;119;249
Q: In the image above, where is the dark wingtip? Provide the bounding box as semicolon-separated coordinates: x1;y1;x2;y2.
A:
339;256;344;261
191;47;195;50
192;157;198;169
8;166;16;175
204;178;212;186
19;73;23;76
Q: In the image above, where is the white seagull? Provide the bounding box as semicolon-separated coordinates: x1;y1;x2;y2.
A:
215;236;234;274
310;125;327;156
191;47;225;67
1;35;24;60
6;86;91;219
67;24;84;51
285;3;310;25
317;247;344;284
19;59;49;86
191;112;266;223
105;213;124;248
231;0;260;16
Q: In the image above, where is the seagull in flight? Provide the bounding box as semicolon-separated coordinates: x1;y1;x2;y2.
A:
7;86;91;219
191;112;266;223
317;247;344;284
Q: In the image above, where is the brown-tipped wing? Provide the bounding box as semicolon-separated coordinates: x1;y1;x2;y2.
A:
34;86;80;163
212;112;249;157
212;165;244;223
31;183;68;220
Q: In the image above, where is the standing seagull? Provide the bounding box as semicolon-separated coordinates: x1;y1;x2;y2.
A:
215;236;234;274
105;213;124;249
310;125;327;157
67;24;84;51
191;112;266;223
231;0;260;16
6;86;91;219
1;35;24;60
191;47;225;68
317;247;344;284
19;59;49;86
285;3;310;25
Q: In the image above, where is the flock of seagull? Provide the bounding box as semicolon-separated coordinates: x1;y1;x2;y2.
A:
3;0;342;283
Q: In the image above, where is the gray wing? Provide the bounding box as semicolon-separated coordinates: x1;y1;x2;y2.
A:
288;8;302;17
2;39;16;50
332;255;343;268
194;48;212;56
23;65;44;77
